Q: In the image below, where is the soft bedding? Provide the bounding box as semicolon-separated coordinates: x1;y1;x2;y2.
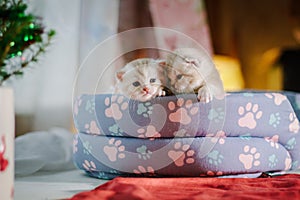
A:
73;92;300;179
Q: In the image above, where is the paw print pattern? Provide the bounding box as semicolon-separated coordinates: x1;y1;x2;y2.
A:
207;150;224;166
285;153;292;170
239;133;252;140
168;98;199;125
173;129;189;137
104;95;128;120
208;107;225;123
269;113;281;128
265;93;287;105
133;166;155;175
206;131;226;144
73;135;78;154
73;97;82;116
168;142;195;167
83;160;96;172
136;145;152;160
206;171;223;177
84;121;101;135
289;112;300;133
264;135;279;149
108;124;123;136
85;99;95;114
239;145;261;170
238;103;262;129
137;102;153;118
103;138;125;162
83;140;92;155
285;137;296;150
137;125;161;138
268;154;278;168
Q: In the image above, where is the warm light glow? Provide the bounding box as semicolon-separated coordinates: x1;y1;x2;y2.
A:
213;55;245;91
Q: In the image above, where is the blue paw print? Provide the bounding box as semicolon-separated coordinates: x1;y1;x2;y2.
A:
136;145;152;160
285;137;296;150
268;154;278;168
96;172;110;180
243;93;254;97
292;161;299;169
108;124;124;136
83;140;92;155
269;112;280;128
208;107;225;123
239;133;252;140
85;99;95;114
137;102;153;118
207;150;224;166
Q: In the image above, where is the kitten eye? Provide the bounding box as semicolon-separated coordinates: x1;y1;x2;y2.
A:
132;81;140;87
176;74;183;80
150;78;156;83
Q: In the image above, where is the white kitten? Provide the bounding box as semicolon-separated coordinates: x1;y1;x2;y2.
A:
165;48;224;102
115;58;166;102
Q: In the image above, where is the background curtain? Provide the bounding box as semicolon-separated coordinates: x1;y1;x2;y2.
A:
13;0;119;135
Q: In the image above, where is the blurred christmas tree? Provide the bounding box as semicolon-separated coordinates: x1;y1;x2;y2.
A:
0;0;55;85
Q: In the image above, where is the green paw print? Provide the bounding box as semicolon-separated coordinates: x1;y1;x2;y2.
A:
108;124;123;136
96;172;109;180
269;112;281;128
239;133;252;140
285;137;296;150
243;93;254;97
83;140;92;155
268;154;278;168
208;107;225;123
85;99;95;114
136;145;152;160
137;102;153;117
292;161;299;169
207;150;224;166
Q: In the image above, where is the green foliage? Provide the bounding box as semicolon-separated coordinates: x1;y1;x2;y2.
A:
0;0;55;85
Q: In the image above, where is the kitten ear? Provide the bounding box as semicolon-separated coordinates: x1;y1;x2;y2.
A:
158;60;167;67
186;58;199;67
116;71;125;81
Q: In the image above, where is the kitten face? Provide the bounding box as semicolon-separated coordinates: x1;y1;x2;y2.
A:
166;49;205;94
116;58;164;102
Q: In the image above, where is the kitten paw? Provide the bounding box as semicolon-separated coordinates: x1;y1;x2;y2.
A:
157;88;166;97
197;87;212;103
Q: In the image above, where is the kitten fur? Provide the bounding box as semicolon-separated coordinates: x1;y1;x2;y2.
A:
115;58;166;102
165;48;224;102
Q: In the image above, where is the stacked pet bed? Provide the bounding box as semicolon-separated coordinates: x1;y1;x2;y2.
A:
73;91;300;179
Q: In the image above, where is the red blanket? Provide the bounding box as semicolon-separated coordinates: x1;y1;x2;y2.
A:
69;174;300;200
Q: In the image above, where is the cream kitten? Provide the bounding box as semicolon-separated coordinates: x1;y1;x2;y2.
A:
165;48;224;102
115;58;166;102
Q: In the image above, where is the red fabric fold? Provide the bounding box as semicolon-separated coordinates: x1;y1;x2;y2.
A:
69;174;300;200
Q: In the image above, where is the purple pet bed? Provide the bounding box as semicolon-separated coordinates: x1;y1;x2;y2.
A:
73;92;300;179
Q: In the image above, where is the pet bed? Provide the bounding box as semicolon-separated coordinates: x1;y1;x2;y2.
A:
73;91;300;179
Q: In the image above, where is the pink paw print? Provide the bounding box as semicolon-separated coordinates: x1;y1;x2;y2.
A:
238;103;262;129
133;166;155;175
137;125;161;138
264;135;279;149
103;138;125;162
168;142;195;167
168;98;198;125
104;95;128;120
289;112;300;133
239;145;260;170
83;160;96;171
85;121;100;135
265;93;287;105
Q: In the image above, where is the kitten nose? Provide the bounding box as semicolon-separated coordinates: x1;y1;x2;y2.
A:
143;87;149;94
